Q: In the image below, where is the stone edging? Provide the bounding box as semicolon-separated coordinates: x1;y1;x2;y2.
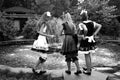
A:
0;39;34;46
0;65;64;78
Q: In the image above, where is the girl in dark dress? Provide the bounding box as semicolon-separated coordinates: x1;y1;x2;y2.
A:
79;10;101;75
60;12;81;75
78;10;102;75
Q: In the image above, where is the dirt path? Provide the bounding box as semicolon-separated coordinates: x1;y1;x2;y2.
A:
0;43;119;70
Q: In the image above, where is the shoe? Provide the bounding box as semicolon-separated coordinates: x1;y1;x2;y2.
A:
74;70;82;75
83;67;87;71
83;67;92;71
83;70;91;75
32;68;46;75
65;70;71;75
39;71;46;75
32;68;39;75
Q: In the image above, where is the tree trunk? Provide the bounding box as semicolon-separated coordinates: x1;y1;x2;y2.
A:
0;0;4;10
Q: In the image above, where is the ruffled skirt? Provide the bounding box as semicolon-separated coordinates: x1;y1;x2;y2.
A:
79;38;97;54
32;35;49;51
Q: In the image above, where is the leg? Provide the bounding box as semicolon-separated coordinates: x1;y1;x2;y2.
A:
39;57;46;71
73;57;80;71
32;57;46;75
33;58;41;70
32;57;41;75
84;53;92;75
67;61;71;71
73;57;82;75
65;57;71;74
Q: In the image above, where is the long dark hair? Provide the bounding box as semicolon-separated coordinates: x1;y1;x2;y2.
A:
80;10;88;21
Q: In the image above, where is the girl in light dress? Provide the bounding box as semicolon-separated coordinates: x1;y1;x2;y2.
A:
32;11;55;75
78;10;102;75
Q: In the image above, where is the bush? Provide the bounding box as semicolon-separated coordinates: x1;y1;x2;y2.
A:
21;17;38;39
100;18;120;38
0;17;19;41
22;17;64;43
72;0;118;37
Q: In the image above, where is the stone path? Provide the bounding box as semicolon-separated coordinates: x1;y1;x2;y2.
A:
0;40;120;80
0;65;109;80
63;70;108;80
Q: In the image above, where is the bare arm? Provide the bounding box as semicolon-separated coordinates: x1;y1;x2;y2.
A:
78;23;88;38
93;22;102;36
38;23;54;38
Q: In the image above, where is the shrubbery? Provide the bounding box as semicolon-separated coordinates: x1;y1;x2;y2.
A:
0;17;19;41
72;0;120;38
21;17;38;39
22;17;63;43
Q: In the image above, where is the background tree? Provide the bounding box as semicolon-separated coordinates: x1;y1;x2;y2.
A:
73;0;119;37
109;0;120;15
0;0;4;10
34;0;78;17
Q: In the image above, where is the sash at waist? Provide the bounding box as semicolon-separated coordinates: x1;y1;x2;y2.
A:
64;33;74;35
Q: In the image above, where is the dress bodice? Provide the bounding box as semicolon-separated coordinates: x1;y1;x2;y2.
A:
62;22;75;35
83;21;94;36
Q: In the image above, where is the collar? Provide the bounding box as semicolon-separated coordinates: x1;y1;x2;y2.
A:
83;20;92;23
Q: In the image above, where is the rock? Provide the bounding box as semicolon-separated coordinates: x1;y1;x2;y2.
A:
114;71;120;76
106;75;120;80
47;69;64;78
94;67;114;73
63;70;108;80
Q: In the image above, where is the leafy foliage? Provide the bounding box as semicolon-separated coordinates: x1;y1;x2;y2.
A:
21;17;38;39
22;16;63;43
0;17;19;40
73;0;119;37
34;0;78;17
74;0;117;22
109;0;120;15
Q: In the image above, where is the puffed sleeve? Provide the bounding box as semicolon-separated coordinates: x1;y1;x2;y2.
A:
78;23;84;30
43;25;47;33
93;21;97;28
62;22;66;30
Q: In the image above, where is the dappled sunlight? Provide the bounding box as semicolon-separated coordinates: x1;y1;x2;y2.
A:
6;53;17;58
23;45;32;48
102;52;114;56
0;43;120;69
16;48;30;51
95;48;114;57
9;53;16;56
79;59;85;63
92;56;115;65
24;54;38;61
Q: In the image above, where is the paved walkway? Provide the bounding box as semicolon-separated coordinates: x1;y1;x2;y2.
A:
0;65;109;80
63;70;108;80
0;39;120;80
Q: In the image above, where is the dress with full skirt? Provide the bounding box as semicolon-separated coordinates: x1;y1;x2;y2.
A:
78;21;97;54
32;35;49;51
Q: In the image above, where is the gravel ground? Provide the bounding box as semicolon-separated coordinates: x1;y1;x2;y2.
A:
0;43;120;70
